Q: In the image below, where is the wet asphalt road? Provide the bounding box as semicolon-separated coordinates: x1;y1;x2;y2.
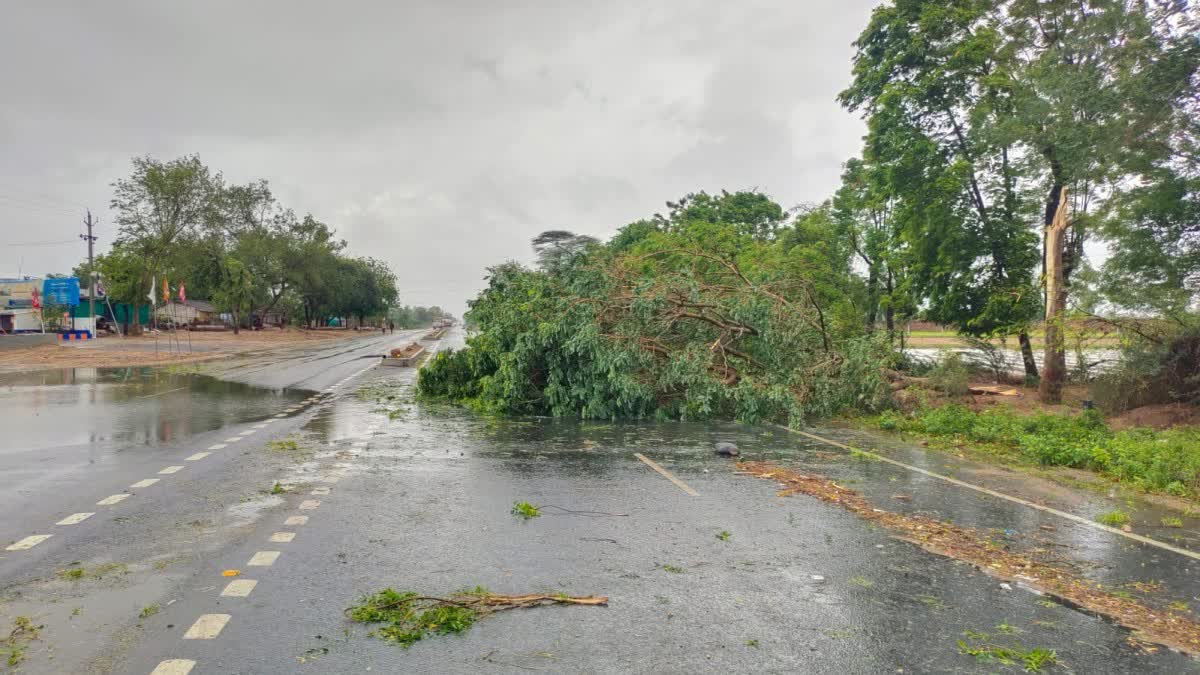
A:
2;329;1199;673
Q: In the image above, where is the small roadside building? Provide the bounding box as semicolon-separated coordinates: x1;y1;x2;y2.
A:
0;277;44;333
154;299;218;325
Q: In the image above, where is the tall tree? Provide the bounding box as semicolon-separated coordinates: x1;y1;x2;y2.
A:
841;0;1199;396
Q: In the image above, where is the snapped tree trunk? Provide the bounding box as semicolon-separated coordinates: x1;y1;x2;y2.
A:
1039;186;1069;403
1018;329;1038;381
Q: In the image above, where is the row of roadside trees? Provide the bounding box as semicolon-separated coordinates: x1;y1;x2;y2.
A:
75;155;400;333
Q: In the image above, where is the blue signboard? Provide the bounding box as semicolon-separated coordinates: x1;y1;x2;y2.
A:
42;278;81;306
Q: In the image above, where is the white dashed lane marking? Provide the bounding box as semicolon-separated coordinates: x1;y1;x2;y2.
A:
97;494;130;506
185;452;210;461
150;659;196;675
248;551;280;566
224;437;241;443
56;512;94;525
209;443;228;450
5;534;52;551
299;500;321;510
285;515;308;526
220;579;258;597
237;430;256;437
274;413;287;418
183;613;231;639
159;466;184;475
311;487;331;495
269;532;296;543
130;478;160;489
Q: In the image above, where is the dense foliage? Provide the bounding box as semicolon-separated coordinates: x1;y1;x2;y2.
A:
840;0;1200;397
420;191;893;425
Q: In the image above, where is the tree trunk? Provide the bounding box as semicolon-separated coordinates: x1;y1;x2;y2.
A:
232;310;240;335
1018;329;1038;381
884;271;896;343
1039;186;1069;403
866;266;879;331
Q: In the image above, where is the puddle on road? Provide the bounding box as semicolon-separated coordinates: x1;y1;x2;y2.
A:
0;366;311;455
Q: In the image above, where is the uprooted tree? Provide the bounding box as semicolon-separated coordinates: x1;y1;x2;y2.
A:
419;191;892;425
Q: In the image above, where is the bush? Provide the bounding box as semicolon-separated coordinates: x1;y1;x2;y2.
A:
928;351;970;396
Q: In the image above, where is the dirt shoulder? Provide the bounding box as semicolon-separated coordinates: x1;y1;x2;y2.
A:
0;328;366;374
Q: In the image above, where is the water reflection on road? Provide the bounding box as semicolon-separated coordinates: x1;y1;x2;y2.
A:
0;367;310;456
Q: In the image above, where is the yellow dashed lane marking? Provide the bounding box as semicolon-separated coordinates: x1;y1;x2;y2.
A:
285;515;308;526
5;534;53;551
56;512;94;525
159;466;184;475
633;453;700;496
220;579;258;597
97;494;130;506
299;500;320;510
185;452;210;461
130;478;160;489
248;551;280;566
269;532;296;543
183;613;230;639
150;659;196;675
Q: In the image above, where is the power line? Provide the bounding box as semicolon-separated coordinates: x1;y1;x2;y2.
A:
8;239;79;247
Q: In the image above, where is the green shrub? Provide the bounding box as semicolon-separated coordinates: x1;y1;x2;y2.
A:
929;351;970;396
882;404;1200;495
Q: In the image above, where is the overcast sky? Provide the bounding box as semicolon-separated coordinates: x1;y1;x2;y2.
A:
1;0;878;316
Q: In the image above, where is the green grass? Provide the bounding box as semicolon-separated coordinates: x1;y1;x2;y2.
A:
511;501;540;520
1161;516;1183;528
660;564;685;574
1097;510;1130;527
872;406;1200;498
270;482;286;495
716;530;731;541
849;576;874;588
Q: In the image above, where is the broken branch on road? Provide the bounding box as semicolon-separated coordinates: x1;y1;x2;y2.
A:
737;460;1200;655
347;587;607;648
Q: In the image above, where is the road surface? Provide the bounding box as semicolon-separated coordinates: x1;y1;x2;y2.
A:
1;329;1197;673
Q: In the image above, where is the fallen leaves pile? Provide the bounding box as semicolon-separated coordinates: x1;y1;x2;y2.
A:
738;460;1200;655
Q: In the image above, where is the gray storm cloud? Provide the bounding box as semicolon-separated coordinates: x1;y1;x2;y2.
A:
0;0;876;315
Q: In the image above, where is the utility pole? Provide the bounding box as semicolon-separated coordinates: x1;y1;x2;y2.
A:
80;210;98;338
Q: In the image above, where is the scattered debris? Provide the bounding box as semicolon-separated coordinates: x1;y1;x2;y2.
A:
346;587;606;648
511;501;541;520
737;461;1200;655
139;604;161;619
222;569;240;577
1;616;41;668
714;442;740;457
957;636;1058;673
